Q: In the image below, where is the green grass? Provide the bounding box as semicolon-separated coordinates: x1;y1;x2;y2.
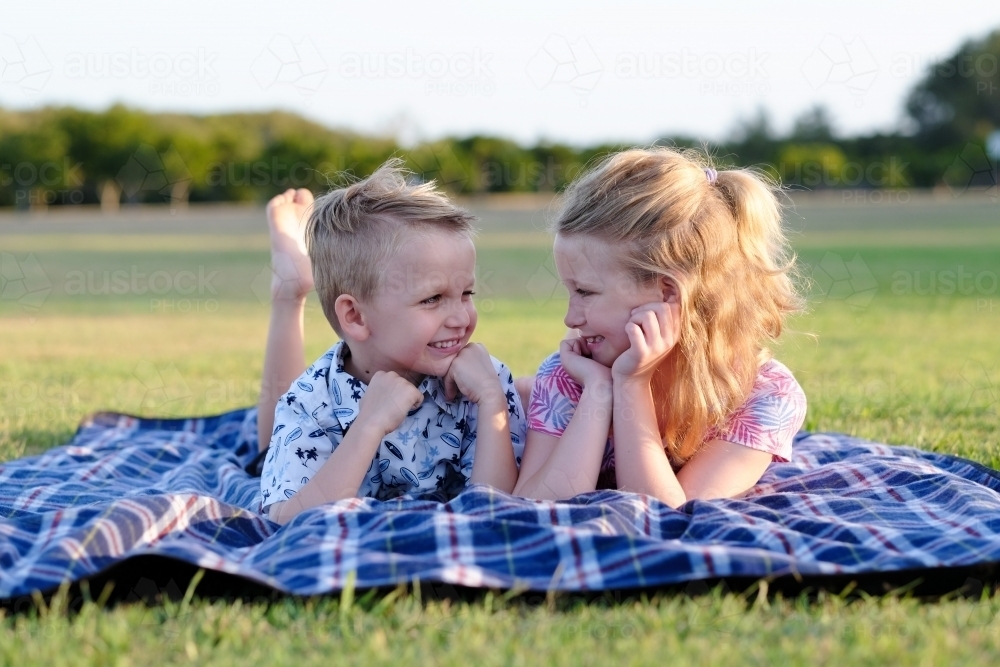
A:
1;194;999;664
4;583;1000;666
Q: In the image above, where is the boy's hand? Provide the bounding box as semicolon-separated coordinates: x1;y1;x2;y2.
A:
443;343;505;406
560;336;612;388
611;301;680;382
356;371;424;436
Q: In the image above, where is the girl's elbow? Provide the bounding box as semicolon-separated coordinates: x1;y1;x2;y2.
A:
511;478;531;497
630;483;686;508
659;490;687;508
266;501;295;526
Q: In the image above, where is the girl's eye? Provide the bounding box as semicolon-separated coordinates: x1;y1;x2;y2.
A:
422;295;442;305
463;290;476;298
576;288;592;297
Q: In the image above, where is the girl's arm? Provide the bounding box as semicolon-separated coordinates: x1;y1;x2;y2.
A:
675;439;772;500
610;301;687;505
612;381;772;505
612;378;685;505
513;339;613;500
512;387;611;499
611;303;773;506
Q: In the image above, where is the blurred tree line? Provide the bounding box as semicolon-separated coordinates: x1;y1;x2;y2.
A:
0;29;996;208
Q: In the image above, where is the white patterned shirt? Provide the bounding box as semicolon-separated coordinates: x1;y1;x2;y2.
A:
260;340;526;511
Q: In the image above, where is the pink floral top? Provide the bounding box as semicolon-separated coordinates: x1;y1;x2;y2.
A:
527;353;807;489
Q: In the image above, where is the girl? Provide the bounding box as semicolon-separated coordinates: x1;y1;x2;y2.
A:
512;147;807;507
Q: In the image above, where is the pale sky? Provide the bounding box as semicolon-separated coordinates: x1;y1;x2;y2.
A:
2;0;997;145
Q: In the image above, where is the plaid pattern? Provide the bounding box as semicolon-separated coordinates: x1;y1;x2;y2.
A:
3;406;1000;598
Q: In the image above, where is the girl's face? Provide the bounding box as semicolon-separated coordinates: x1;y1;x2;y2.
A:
553;233;665;368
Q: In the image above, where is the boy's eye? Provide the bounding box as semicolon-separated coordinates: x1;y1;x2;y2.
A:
463;290;476;297
422;294;442;304
575;288;593;297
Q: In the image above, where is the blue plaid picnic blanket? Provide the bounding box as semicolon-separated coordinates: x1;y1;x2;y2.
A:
3;407;1000;599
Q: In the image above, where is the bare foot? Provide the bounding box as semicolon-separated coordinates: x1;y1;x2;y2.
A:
266;188;315;300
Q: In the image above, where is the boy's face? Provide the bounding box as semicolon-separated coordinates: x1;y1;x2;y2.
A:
553;233;663;368
360;228;479;381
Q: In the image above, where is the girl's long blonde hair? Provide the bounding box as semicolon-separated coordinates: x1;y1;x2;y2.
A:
554;147;804;465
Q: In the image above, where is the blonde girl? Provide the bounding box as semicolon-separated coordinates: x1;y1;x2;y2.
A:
512;147;807;507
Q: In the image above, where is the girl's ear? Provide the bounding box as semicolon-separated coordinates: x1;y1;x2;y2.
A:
659;276;681;304
335;294;370;341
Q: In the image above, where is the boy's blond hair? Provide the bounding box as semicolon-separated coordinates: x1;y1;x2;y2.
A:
555;147;804;465
306;158;476;335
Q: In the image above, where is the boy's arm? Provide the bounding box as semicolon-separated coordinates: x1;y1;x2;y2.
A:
467;393;518;493
267;417;387;524
268;371;423;525
444;344;518;493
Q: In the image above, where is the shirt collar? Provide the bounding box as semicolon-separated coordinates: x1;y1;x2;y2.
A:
331;341;463;419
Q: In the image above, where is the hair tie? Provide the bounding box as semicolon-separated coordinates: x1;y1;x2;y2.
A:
704;167;718;185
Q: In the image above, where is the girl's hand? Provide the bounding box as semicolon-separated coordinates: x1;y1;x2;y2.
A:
611;302;680;382
560;336;612;388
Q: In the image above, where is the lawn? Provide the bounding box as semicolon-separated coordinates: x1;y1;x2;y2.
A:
1;192;998;664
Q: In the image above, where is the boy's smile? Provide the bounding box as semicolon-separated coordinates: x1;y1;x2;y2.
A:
343;227;478;385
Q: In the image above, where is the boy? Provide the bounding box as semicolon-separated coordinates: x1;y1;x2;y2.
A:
259;160;525;524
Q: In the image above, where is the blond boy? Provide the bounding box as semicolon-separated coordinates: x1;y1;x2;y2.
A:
258;160;524;524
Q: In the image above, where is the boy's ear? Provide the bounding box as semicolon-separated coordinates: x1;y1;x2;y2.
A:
335;294;370;341
659;276;681;304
